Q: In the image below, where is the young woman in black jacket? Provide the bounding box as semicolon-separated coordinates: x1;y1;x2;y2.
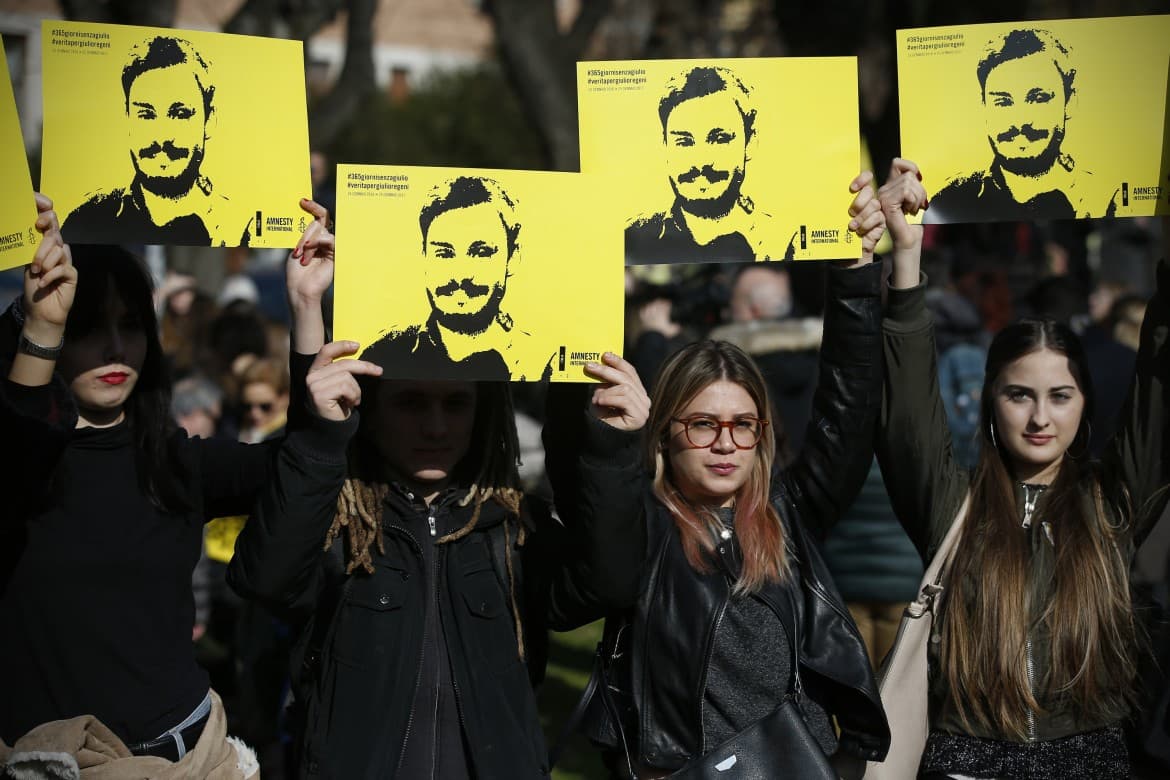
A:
545;173;891;777
228;201;595;779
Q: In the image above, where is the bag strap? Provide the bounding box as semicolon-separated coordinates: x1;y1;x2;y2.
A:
547;643;604;769
909;492;972;619
927;493;971;583
547;616;637;778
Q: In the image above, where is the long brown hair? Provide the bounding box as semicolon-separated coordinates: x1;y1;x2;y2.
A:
647;340;789;593
324;380;530;658
941;319;1136;738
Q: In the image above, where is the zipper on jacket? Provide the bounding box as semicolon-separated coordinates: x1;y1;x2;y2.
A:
697;595;730;753
1025;637;1037;741
450;654;469;759
1020;483;1045;529
429;547;441;777
1020;482;1045;741
390;522;428;775
428;504;437;537
697;542;734;754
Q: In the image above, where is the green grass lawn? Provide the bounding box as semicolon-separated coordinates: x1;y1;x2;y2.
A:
539;620;608;780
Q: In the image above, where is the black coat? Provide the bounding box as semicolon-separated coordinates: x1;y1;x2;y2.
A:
227;408;596;780
544;263;890;770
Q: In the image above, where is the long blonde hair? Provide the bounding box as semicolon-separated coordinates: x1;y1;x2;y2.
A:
647;340;789;594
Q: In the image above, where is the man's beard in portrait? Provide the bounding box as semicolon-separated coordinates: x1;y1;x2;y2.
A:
428;278;507;337
131;141;205;200
991;124;1065;179
670;164;746;219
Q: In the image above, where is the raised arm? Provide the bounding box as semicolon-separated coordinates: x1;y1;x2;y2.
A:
288;198;334;358
2;195;79;510
229;208;379;611
874;159;968;556
9;195;75;390
542;353;651;614
1102;219;1170;541
199;200;339;518
228;340;380;613
780;171;885;541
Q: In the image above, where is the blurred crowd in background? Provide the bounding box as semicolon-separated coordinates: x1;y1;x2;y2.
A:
7;1;1170;776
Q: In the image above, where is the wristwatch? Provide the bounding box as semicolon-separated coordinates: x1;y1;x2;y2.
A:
18;331;64;360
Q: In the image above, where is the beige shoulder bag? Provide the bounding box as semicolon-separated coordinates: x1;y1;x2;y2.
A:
863;494;971;780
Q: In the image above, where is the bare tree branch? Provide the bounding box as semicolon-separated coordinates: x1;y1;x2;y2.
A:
308;0;378;147
566;0;611;53
487;0;613;170
58;0;176;27
224;0;346;41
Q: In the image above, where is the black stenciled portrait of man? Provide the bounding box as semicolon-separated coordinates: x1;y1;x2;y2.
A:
625;65;795;264
361;176;552;381
63;36;252;246
926;28;1118;224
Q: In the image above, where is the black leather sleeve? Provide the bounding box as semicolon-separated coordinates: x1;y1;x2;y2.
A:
781;262;884;542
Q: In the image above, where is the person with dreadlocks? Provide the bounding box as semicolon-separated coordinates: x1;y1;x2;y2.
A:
228;200;589;779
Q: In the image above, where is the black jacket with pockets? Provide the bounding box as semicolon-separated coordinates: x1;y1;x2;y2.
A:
228;388;597;780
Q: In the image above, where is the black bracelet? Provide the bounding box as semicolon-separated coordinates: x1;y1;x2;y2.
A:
8;294;25;327
18;331;64;360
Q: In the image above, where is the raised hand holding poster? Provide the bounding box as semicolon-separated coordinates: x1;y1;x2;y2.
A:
41;21;311;248
334;165;624;382
578;57;861;264
898;15;1170;224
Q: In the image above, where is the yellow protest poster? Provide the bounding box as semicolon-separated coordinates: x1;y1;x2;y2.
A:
0;37;38;271
899;16;1170;224
578;57;861;264
334;165;624;382
205;515;246;564
41;20;311;248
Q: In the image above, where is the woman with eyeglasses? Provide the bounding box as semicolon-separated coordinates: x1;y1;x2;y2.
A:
545;172;891;778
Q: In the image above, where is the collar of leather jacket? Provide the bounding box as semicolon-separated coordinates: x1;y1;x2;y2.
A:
628;489;891;767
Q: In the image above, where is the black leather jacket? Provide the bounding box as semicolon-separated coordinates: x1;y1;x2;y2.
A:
545;263;890;770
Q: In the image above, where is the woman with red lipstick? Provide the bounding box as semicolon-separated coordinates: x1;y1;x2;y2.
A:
0;197;306;775
544;172;891;777
875;159;1170;779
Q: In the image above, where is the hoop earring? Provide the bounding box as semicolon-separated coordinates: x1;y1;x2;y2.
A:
989;419;998;450
1068;420;1092;459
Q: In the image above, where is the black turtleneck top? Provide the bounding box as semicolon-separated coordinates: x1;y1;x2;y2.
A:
0;374;274;745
